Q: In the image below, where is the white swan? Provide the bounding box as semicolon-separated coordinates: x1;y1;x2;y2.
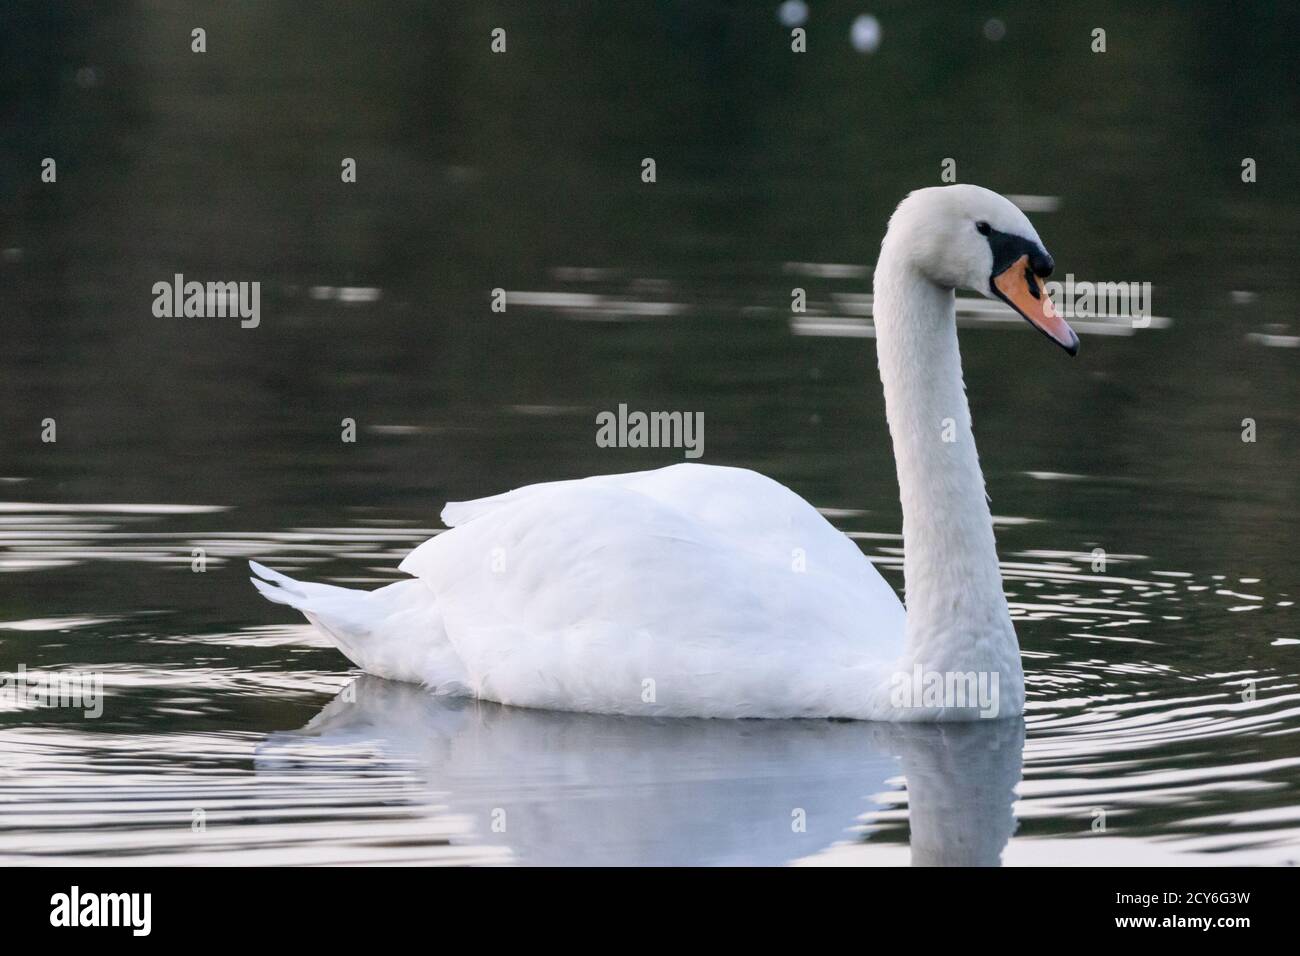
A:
251;184;1076;721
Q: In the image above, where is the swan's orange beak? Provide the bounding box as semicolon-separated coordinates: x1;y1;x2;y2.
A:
992;255;1078;356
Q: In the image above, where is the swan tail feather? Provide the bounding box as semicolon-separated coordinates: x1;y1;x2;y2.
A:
248;561;388;666
248;562;459;686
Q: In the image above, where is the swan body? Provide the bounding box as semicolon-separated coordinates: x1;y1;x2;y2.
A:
255;464;906;718
253;184;1075;721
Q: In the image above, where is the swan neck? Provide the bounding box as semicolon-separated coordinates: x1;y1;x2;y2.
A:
872;248;1018;675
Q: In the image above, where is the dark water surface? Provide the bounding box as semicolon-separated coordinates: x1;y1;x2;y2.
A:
1;2;1297;864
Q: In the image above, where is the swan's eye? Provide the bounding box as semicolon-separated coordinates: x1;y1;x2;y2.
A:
975;221;991;236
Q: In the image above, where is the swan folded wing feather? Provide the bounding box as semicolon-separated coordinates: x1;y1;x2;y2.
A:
440;468;660;527
401;466;906;717
444;464;896;597
618;465;894;594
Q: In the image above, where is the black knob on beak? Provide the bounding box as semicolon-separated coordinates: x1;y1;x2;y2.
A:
1030;249;1054;278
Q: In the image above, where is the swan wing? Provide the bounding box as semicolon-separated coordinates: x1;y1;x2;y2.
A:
439;468;658;527
446;464;891;592
400;464;905;717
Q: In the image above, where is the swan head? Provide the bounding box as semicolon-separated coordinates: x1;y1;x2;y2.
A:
883;184;1078;355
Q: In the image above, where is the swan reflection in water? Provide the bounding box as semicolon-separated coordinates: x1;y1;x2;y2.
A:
257;676;1023;866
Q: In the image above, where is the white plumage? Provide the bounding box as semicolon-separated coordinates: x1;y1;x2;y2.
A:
255;464;906;717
